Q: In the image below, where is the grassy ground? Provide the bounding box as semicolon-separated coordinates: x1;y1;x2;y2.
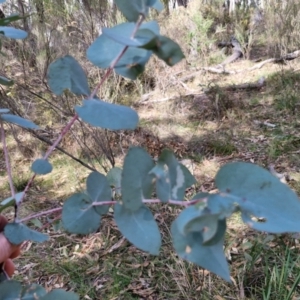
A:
2;3;300;300
2;61;300;299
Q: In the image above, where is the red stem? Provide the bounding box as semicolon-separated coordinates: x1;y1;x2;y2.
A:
19;197;207;223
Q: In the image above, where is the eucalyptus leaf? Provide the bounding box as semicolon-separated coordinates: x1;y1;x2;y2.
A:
114;48;152;79
0;198;15;213
86;171;111;215
102;24;141;47
191;193;237;219
4;223;49;244
216;162;300;233
0;26;27;39
31;159;53;175
87;22;154;80
121;147;155;211
107;167;122;196
115;0;149;22
171;218;230;281
180;164;196;188
62;193;101;234
30;218;43;228
76;99;139;130
0;75;13;86
0;114;39;129
174;204;225;245
0;192;24;213
158;150;195;201
0;280;22;298
149;163;170;203
147;0;163;10
47;55;90;96
102;21;159;47
143;35;185;66
203;219;227;246
114;203;161;255
21;284;47;299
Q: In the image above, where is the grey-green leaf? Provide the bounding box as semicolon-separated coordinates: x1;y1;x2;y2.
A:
86;171;111;215
21;284;47;299
47;55;90;96
0;192;24;213
174;204;226;245
102;21;159;47
147;0;164;11
180;164;197;188
203;219;227;246
1;114;39;129
62;193;101;234
0;26;27;39
75;99;139;130
87;33;152;80
115;0;149;22
216;162;300;233
31;159;53;175
121;147;155;211
4;223;49;244
171;218;230;281
158;150;195;201
0;75;13;86
0;280;22;298
149;163;170;203
115;47;152;80
145;35;185;66
107;167;122;196
114;203;161;255
0;108;10;113
191;193;237;219
102;25;141;47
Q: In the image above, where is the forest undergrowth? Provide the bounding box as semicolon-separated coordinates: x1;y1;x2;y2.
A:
1;1;300;299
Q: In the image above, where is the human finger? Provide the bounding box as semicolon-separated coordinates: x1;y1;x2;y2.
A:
0;233;19;263
0;215;8;231
3;259;15;277
10;247;21;259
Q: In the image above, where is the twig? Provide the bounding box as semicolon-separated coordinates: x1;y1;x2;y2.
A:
19;207;63;223
202;77;265;94
29;129;97;172
204;50;300;75
140;95;177;103
44;114;79;159
253;120;276;128
16;114;80;219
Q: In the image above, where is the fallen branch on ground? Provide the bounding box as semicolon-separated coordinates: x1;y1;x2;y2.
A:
181;50;300;77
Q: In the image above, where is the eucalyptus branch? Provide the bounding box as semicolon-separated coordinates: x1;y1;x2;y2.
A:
15;14;147;216
19;197;208;223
